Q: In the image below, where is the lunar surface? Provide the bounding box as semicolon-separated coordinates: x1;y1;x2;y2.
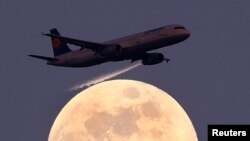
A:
49;80;198;141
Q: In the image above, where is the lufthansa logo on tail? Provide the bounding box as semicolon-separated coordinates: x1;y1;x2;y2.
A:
52;38;61;48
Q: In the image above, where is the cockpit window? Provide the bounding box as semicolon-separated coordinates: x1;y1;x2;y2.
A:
174;26;185;30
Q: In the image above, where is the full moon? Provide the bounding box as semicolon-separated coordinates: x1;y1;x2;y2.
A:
49;80;198;141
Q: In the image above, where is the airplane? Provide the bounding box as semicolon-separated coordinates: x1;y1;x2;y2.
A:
29;24;190;67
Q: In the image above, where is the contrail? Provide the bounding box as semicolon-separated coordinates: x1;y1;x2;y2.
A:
70;61;141;91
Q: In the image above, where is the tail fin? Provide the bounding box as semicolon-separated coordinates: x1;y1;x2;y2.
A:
49;28;71;56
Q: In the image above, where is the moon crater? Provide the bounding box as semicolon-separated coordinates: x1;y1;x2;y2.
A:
123;87;141;99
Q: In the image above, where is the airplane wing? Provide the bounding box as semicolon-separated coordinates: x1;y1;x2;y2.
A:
43;33;107;52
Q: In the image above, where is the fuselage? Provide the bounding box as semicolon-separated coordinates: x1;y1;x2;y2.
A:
48;24;190;67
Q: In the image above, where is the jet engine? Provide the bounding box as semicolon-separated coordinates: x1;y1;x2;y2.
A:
100;44;122;57
142;53;166;65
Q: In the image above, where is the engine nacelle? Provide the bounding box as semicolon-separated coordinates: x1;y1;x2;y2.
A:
142;53;165;65
100;44;122;57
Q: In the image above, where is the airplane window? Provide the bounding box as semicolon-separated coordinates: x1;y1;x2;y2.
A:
174;26;185;30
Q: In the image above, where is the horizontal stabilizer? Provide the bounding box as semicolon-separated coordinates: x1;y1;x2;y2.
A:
28;55;58;62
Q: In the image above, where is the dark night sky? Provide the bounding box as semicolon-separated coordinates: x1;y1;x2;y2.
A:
1;0;250;141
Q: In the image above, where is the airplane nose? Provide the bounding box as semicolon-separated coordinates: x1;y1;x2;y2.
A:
180;29;190;40
184;29;191;38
